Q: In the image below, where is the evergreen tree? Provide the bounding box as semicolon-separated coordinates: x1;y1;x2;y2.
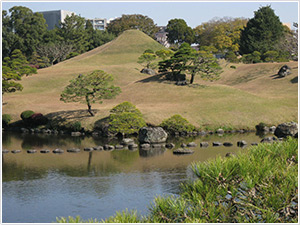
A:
239;6;284;55
166;19;195;45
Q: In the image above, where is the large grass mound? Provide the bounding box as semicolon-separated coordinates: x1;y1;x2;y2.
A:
3;30;298;130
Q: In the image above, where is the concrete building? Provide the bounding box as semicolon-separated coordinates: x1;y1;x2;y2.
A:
38;10;75;30
86;18;107;30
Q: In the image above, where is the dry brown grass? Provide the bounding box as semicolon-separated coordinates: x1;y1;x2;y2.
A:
3;30;298;130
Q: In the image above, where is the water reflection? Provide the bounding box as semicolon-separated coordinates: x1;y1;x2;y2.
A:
2;131;268;223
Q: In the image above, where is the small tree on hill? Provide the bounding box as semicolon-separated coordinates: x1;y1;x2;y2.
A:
137;49;157;69
60;70;121;116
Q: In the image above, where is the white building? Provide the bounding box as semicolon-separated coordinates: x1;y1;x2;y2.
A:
38;10;75;30
86;18;107;30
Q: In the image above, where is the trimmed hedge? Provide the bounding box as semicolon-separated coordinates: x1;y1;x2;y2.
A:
110;101;143;116
2;114;12;127
160;114;196;134
20;110;35;121
108;112;146;135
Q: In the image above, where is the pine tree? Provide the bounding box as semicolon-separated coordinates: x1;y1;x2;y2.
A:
239;6;284;55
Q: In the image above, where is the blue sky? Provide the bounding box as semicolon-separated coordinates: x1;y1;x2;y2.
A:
1;1;298;28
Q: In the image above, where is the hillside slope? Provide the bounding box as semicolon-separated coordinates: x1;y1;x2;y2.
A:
3;30;298;130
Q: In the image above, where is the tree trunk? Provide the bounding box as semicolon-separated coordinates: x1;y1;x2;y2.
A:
86;95;94;116
190;74;195;84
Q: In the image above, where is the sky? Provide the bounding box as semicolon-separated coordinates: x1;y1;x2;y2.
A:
1;1;299;28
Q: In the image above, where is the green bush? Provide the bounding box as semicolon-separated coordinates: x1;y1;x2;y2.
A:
66;52;80;59
108;112;146;135
2;114;12;127
225;51;239;63
230;65;236;69
69;121;82;132
242;51;262;64
160;114;196;134
20;110;35;121
110;101;142;116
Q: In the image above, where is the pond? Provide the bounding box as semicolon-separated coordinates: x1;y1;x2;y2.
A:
2;131;267;223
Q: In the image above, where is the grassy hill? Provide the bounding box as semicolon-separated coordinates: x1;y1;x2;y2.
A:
3;30;298;130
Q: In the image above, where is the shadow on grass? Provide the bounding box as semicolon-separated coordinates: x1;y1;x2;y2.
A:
290;76;298;84
46;109;99;121
270;74;285;80
135;73;166;83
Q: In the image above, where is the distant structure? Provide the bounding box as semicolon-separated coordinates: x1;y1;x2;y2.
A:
38;10;75;30
155;26;170;48
86;18;107;30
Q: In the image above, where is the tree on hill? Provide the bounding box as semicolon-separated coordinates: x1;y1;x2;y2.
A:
158;43;221;84
137;49;157;69
107;14;159;38
239;6;284;55
166;19;195;46
2;49;37;94
60;70;121;116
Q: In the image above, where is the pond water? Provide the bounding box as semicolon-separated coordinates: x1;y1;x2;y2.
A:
2;131;267;223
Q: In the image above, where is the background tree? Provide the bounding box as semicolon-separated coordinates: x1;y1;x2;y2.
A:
107;14;159;37
2;6;47;58
155;49;173;60
239;6;284;55
60;70;121;116
56;13;88;53
166;19;195;45
2;49;37;94
36;42;74;65
194;17;247;54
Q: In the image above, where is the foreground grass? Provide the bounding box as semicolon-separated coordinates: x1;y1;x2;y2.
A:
56;137;298;223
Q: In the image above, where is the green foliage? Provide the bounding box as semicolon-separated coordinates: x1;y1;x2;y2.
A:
263;50;279;62
2;49;37;94
242;51;262;64
2;114;12;127
137;49;157;69
108;112;146;135
159;43;222;84
110;101;142;116
194;17;247;53
225;51;240;63
66;52;80;59
56;13;88;53
166;18;195;45
155;49;173;60
230;65;236;69
60;70;121;116
69;121;82;132
2;6;47;58
107;14;159;38
160;114;196;134
20;110;35;120
239;6;284;55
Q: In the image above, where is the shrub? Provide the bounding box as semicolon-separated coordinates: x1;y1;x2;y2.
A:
30;113;48;126
263;50;279;62
66;52;80;59
110;101;142;116
2;114;12;127
160;114;196;134
242;51;262;64
69;121;82;132
20;110;35;121
108;112;146;135
225;51;239;63
230;65;236;69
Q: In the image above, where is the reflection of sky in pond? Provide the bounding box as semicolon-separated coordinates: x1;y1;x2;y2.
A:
2;132;267;223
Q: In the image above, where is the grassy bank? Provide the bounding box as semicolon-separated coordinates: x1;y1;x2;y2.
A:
56;137;298;223
2;30;298;130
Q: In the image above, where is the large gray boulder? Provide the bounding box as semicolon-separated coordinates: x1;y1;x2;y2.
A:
274;122;298;138
138;127;168;144
277;65;291;77
140;68;156;75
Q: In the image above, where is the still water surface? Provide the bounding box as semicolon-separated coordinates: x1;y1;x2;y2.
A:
2;132;265;223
